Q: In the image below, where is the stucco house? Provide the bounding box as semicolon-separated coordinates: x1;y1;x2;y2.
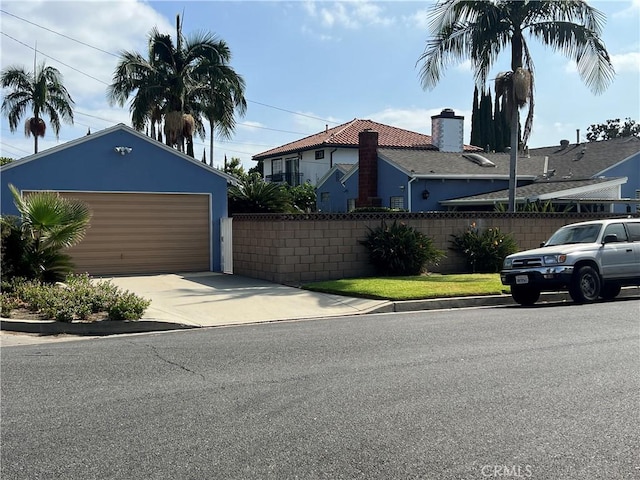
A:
251;110;481;187
1;123;235;275
310;112;640;213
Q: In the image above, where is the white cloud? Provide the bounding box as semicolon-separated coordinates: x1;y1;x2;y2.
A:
611;51;640;73
302;0;393;29
404;8;431;30
611;0;640;19
2;1;171;100
0;1;173;157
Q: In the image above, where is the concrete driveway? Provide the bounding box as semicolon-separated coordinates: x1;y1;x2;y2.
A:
102;272;391;328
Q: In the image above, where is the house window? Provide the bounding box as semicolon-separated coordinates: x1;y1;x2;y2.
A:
347;198;356;212
268;158;284;182
285;157;300;186
320;192;330;203
636;190;640;212
390;196;404;210
315;150;324;160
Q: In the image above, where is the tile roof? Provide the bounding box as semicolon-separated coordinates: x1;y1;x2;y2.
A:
252;118;479;160
378;148;547;177
529;136;640;180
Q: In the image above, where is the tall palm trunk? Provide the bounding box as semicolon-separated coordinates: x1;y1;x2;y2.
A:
508;102;519;212
508;31;524;213
209;119;215;167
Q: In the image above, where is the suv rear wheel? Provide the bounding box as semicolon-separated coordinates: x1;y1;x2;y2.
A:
569;266;601;303
511;285;541;306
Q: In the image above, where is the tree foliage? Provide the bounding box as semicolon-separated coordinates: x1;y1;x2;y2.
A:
1;62;74;153
228;174;292;214
223;156;245;178
418;0;614;211
470;86;511;152
586;118;639;142
1;185;91;283
108;14;245;158
288;182;317;213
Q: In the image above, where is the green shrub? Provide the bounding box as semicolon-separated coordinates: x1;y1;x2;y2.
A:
450;223;518;273
0;293;23;317
1;216;33;282
3;274;150;322
107;291;151;321
360;220;445;276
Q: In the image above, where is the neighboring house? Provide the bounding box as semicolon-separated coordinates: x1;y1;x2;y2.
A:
252;110;481;187
1;123;236;275
442;136;640;213
313;112;640;213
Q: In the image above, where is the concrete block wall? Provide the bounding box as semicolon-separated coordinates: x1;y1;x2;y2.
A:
232;212;638;285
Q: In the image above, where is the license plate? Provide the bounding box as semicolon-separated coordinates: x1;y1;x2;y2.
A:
516;275;529;285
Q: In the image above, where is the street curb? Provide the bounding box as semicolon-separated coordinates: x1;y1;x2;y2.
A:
0;318;197;336
2;287;638;337
367;287;640;314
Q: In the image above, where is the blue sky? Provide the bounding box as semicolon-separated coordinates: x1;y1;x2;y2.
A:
1;1;639;171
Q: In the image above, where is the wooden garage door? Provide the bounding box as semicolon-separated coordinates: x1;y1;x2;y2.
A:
56;192;210;275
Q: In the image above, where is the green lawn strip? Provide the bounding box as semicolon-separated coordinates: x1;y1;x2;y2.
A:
303;274;508;301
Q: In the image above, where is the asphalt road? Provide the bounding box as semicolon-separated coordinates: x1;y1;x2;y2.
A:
2;300;639;480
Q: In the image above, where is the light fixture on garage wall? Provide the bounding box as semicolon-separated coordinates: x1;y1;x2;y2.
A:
114;146;132;155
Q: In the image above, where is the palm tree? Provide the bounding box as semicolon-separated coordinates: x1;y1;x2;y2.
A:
228;173;292;214
108;14;246;159
417;0;614;212
196;63;247;165
1;62;75;154
3;184;91;283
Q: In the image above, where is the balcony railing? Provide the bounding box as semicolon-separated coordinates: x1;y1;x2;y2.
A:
266;172;303;186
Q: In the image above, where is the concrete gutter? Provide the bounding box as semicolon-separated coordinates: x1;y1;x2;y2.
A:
2;287;638;337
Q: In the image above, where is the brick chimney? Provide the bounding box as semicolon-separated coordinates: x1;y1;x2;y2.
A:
431;108;464;152
357;129;381;208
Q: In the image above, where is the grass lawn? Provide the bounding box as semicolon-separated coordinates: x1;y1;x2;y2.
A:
303;273;509;301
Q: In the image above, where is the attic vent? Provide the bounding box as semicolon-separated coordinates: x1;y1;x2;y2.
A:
462;153;496;167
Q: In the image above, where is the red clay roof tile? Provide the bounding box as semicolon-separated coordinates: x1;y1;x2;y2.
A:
252;118;478;160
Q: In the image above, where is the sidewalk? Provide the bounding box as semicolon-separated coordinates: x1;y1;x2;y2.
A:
2;273;639;336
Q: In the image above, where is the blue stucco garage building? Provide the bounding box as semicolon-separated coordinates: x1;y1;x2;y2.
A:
1;124;234;275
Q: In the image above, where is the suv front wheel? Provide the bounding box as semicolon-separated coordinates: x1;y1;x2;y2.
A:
569;265;601;303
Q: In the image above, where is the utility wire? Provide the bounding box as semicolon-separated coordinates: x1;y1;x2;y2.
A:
0;9;119;57
1;32;109;85
0;9;340;127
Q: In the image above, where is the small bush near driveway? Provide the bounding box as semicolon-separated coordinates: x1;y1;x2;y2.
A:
0;273;150;322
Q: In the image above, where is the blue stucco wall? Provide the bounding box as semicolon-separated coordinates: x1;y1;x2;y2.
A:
377;160;407;209
1;127;229;271
601;152;640;213
410;179;513;211
316;169;359;212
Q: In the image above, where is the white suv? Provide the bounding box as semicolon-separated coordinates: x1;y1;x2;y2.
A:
501;218;640;305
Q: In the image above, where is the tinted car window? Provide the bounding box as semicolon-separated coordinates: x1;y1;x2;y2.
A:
547;224;601;246
626;222;640;242
603;223;628;242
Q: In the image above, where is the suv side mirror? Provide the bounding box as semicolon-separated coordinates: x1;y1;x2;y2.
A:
603;234;618;244
540;242;546;248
